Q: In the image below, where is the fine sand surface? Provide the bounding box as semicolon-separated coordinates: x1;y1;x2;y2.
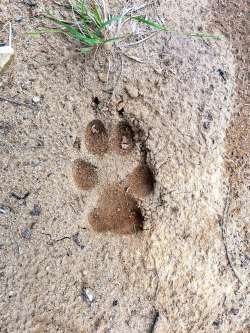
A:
0;0;249;332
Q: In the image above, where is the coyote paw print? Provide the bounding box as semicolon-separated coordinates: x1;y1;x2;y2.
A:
72;119;154;234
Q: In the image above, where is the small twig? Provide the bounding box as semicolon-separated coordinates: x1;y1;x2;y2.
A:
8;23;12;47
151;254;160;299
121;52;145;63
93;45;101;68
41;231;85;248
148;310;159;333
11;192;30;201
102;0;109;22
106;55;111;83
41;232;72;245
0;96;37;110
218;186;243;285
120;31;158;47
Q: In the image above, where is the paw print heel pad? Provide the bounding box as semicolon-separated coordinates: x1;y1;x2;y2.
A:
89;185;143;235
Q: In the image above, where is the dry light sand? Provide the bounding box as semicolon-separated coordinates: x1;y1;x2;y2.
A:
0;0;249;332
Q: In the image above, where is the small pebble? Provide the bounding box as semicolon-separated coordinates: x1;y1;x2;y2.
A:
72;232;84;249
212;319;222;328
32;96;40;104
21;228;32;240
98;72;107;83
112;300;118;306
230;308;239;315
81;287;95;304
23;0;37;6
203;121;210;130
0;46;14;74
125;85;139;98
30;204;41;216
0;205;11;215
31;160;40;167
117;101;125;112
73;137;81;150
15;15;23;22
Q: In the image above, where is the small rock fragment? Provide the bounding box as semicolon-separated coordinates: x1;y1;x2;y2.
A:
81;287;95;304
23;0;37;6
98;72;107;83
21;228;32;240
72;232;84;249
112;300;118;306
15;15;23;22
31;160;40;167
0;46;14;74
125;85;139;98
73;136;81;150
30;204;41;216
0;23;14;74
230;308;239;315
0;205;11;215
212;319;223;328
117;101;125;112
32;96;40;104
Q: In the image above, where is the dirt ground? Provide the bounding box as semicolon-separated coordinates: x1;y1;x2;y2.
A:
0;0;249;332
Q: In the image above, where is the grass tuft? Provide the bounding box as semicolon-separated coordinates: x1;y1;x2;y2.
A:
29;0;223;53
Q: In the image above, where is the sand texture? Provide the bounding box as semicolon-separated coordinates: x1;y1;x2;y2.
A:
0;0;249;332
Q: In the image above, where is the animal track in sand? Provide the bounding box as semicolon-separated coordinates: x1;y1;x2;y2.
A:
72;119;155;235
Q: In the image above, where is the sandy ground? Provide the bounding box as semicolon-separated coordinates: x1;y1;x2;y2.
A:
0;0;249;332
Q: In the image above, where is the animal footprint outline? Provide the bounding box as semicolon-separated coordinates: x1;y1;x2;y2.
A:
72;119;154;234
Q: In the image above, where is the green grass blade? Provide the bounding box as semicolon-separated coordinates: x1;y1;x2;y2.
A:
186;32;224;40
165;29;224;40
78;1;91;28
103;36;126;44
132;16;223;39
98;15;125;31
45;15;103;45
91;4;103;27
74;0;88;15
131;16;166;31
